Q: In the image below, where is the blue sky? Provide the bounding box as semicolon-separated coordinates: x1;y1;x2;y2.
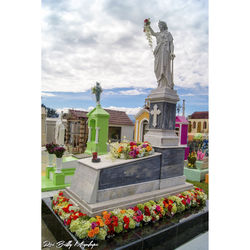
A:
42;0;208;117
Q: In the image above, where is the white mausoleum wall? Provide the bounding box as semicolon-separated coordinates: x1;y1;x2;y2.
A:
120;125;134;141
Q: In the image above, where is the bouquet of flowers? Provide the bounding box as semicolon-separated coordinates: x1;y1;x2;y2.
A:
197;149;205;161
108;140;154;160
143;18;153;50
53;147;66;158
45;142;58;154
187;151;197;168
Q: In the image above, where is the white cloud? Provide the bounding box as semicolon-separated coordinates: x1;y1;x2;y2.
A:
42;0;208;92
41;92;56;97
56;105;141;116
103;106;141;115
119;89;147;95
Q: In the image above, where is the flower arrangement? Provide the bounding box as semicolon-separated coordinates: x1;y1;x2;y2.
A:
143;18;153;50
108;140;154;160
53;147;66;158
45;142;58;154
52;188;207;241
197;150;205;161
187;151;197;168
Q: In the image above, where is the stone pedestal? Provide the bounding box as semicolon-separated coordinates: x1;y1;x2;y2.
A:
144;86;189;193
144;87;179;147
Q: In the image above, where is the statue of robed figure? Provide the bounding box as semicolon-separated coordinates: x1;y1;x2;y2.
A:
55;111;65;146
91;82;103;105
147;20;175;89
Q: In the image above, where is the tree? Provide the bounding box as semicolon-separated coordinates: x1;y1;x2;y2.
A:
41;104;59;118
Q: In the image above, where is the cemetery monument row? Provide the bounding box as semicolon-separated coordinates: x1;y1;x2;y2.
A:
63;20;193;216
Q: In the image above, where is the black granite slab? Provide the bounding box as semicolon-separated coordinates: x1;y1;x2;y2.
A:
42;198;208;250
149;102;176;130
98;156;161;190
154;147;185;166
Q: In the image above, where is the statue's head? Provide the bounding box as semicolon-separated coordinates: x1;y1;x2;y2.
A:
158;21;168;31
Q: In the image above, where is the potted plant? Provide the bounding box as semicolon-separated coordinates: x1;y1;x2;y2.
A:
45;142;58;167
53;147;66;173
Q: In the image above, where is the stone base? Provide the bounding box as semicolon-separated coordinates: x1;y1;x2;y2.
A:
144;129;179;147
64;182;193;217
147;87;180;103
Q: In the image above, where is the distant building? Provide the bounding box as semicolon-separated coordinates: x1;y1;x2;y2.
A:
188;111;209;136
44;108;134;154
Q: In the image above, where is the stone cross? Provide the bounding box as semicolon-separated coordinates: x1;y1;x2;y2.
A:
150;104;161;127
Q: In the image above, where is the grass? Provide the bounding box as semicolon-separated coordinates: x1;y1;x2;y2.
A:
186;180;209;199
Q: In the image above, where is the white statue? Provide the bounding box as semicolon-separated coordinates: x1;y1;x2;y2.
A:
148;20;175;89
55;111;65;146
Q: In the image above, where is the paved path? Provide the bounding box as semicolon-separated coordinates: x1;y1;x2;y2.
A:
176;231;208;250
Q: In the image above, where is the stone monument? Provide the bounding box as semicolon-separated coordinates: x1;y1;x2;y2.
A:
63;22;192;216
144;20;187;189
85;82;110;155
55;111;65;146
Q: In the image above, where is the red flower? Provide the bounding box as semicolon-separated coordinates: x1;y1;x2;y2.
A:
133;206;139;212
144;206;150;216
66;219;71;225
168;204;173;212
144;19;148;23
123;216;130;224
59;191;63;196
181;200;186;206
62;204;73;213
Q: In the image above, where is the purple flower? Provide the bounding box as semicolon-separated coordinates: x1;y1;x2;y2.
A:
91;222;97;229
142;144;147;148
137;210;142;216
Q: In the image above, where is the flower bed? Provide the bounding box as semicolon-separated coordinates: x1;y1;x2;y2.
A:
108;140;154;160
52;188;207;241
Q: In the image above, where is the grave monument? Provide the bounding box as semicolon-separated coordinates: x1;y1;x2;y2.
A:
85;82;110;155
63;21;192;216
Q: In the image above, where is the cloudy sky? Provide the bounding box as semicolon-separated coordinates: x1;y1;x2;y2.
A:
42;0;208;116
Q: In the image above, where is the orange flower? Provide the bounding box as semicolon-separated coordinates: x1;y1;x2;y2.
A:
164;203;168;208
98;218;104;227
118;146;123;153
146;146;151;152
102;211;108;216
94;227;100;234
103;213;111;220
120;210;126;214
96;215;101;219
88;229;95;238
105;219;111;225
